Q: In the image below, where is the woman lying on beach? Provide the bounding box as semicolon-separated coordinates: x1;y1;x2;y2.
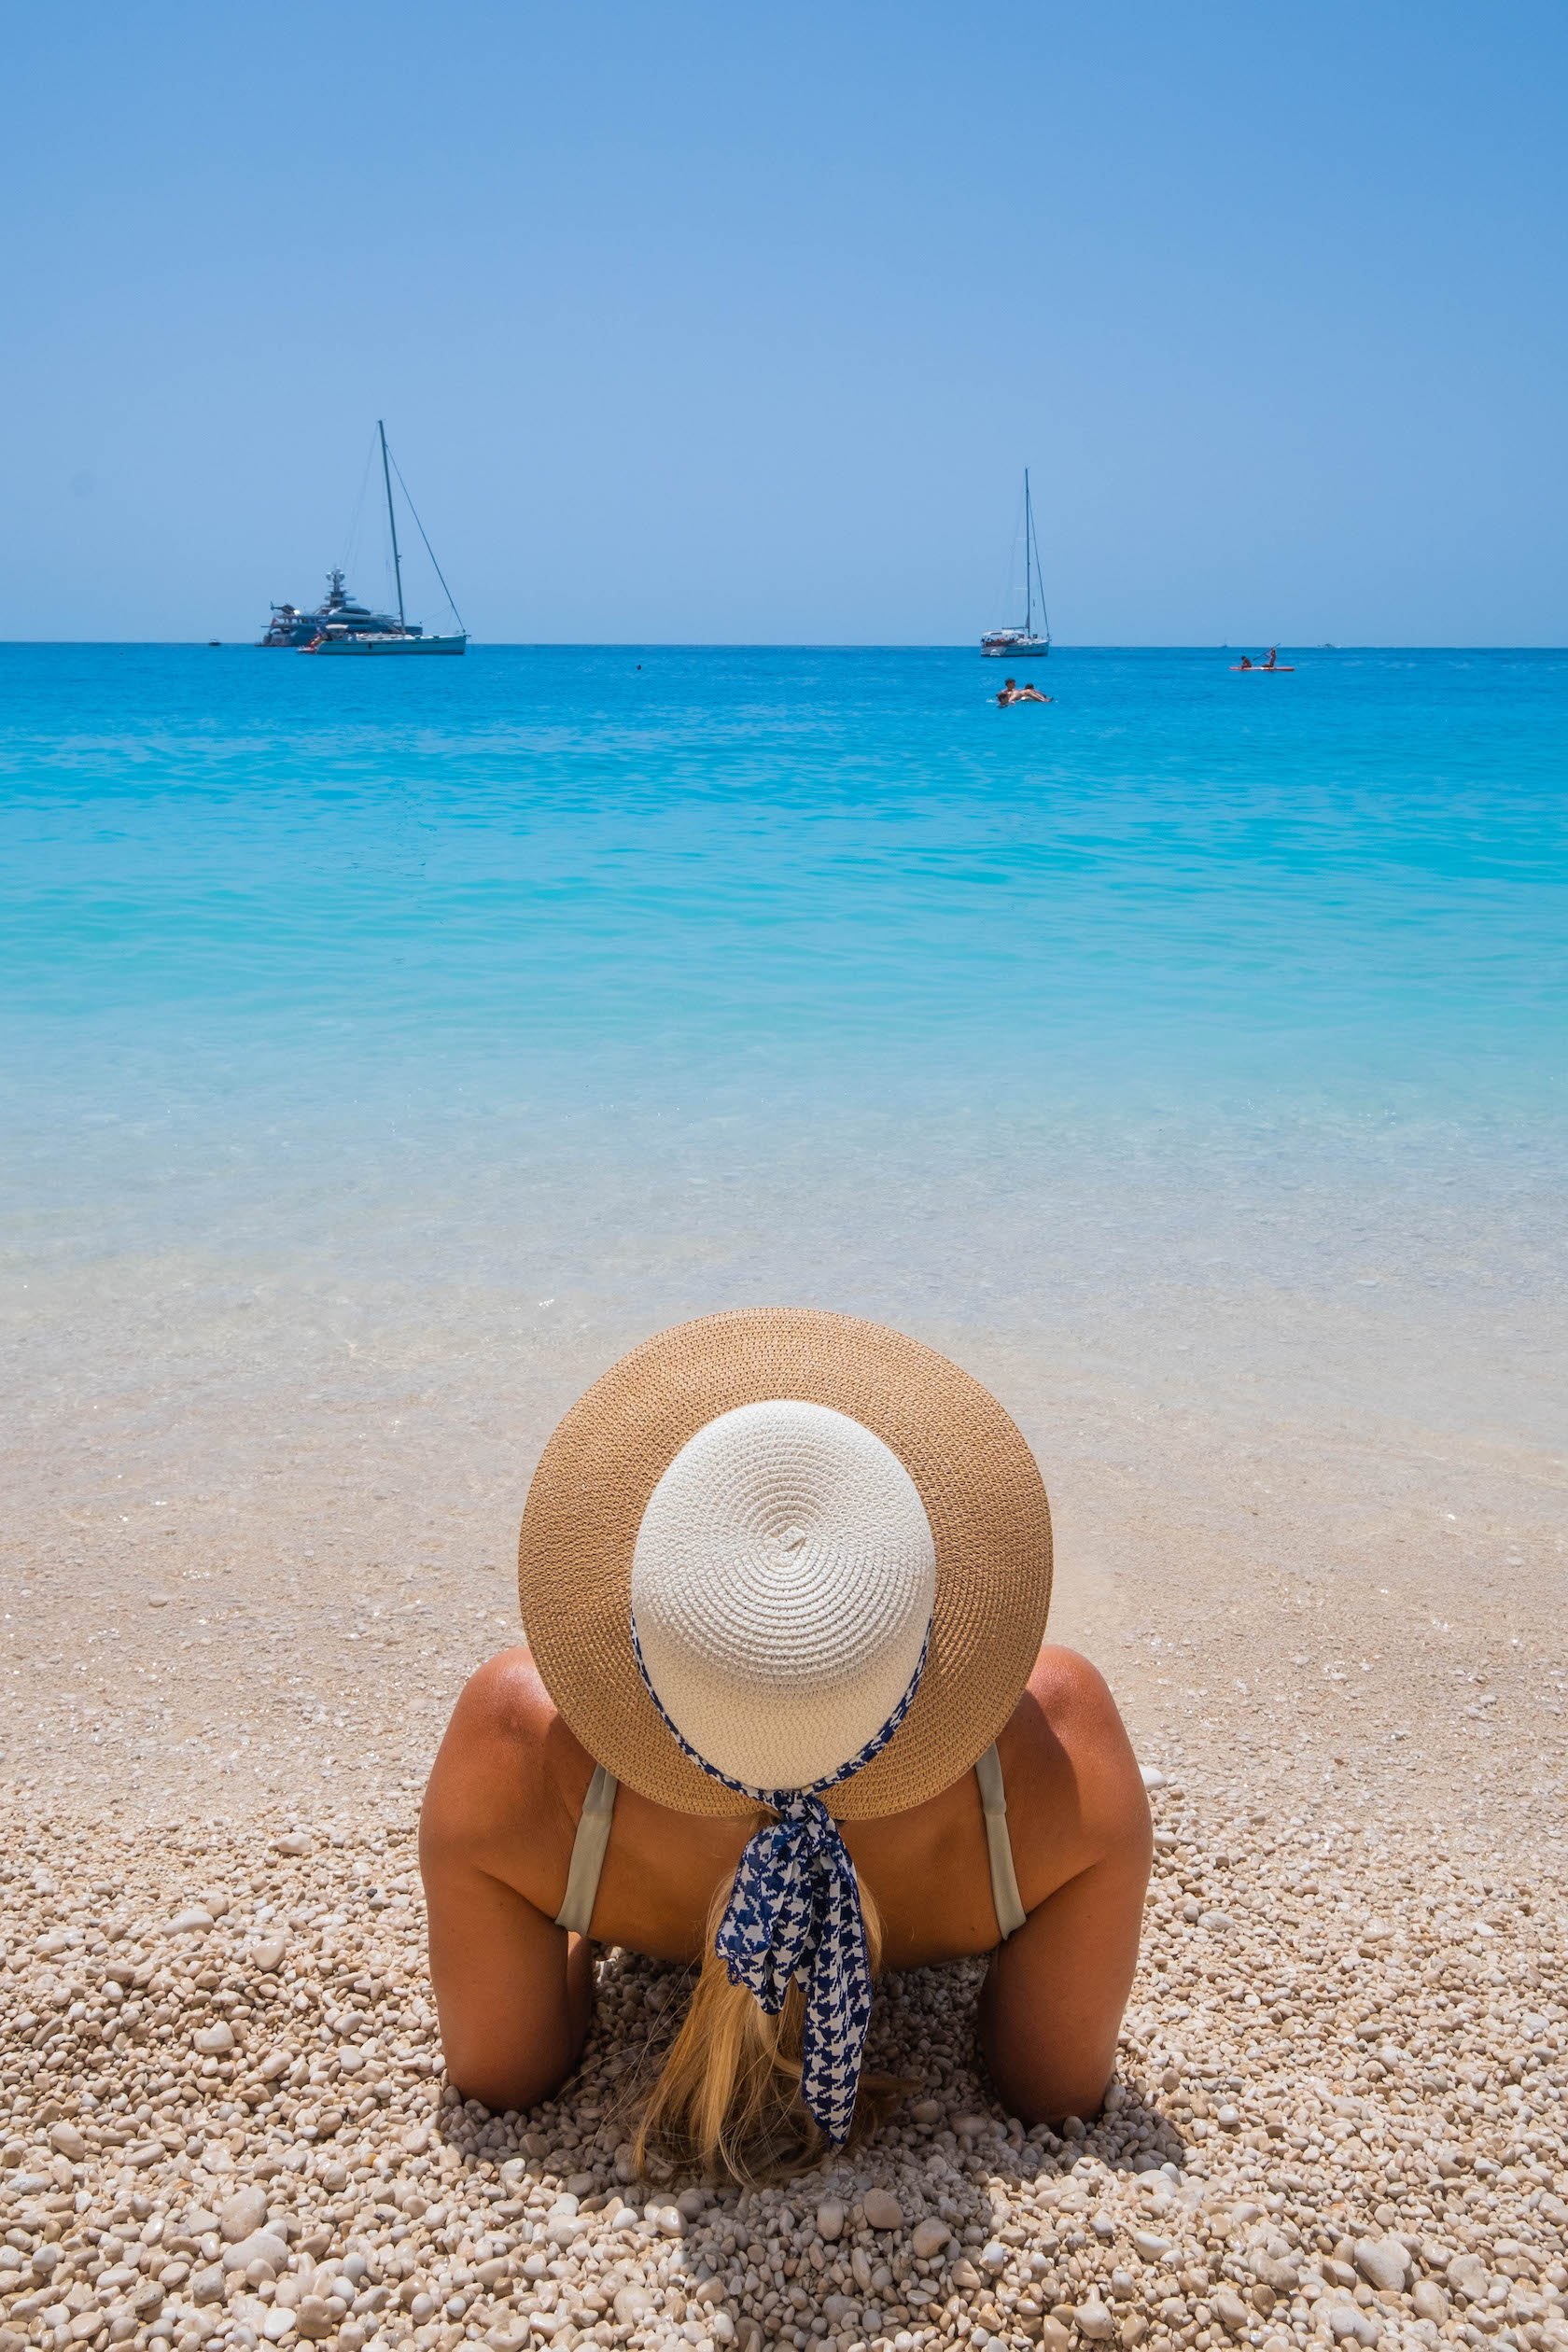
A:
422;1309;1151;2181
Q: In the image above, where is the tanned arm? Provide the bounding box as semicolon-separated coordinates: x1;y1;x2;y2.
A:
979;1648;1152;2125
420;1651;594;2113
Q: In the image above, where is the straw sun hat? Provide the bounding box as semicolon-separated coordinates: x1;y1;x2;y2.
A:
518;1307;1053;1822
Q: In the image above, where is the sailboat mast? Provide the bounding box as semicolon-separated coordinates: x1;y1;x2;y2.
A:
378;420;405;630
1023;469;1032;636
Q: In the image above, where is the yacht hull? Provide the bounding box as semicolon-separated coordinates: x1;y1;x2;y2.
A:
981;640;1050;658
306;633;468;656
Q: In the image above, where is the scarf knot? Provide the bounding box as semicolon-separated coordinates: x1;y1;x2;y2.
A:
631;1617;928;2146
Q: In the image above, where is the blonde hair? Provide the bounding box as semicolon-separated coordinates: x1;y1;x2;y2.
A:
634;1826;902;2183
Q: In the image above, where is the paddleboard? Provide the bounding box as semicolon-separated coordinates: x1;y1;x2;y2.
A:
1231;664;1295;673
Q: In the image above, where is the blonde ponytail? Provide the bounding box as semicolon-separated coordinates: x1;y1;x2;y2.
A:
634;1830;902;2183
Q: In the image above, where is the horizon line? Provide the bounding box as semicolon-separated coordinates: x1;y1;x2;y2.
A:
2;638;1565;654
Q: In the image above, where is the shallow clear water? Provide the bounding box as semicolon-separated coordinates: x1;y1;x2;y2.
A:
3;644;1563;1458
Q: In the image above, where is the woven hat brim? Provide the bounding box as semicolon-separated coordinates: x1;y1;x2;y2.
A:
517;1307;1053;1821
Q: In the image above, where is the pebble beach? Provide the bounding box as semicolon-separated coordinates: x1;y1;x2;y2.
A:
4;1331;1565;2352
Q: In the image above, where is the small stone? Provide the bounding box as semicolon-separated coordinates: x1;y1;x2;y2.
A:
1132;2233;1171;2263
1211;2289;1249;2335
817;2199;846;2240
48;2123;88;2163
1075;2300;1116;2340
193;2021;235;2054
613;2287;654;2324
223;2231;291;2276
951;2259;983;2291
191;2265;225;2305
1412;2281;1449;2322
1324;2303;1380;2346
294;2297;335;2342
979;2239;1008;2274
221;2188;269;2244
952;2112;992;2135
166;1906;215;1935
862;2190;903;2230
1447;2254;1491;2303
1140;1764;1169;1789
909;2098;944;2125
911;2219;951;2257
273;1831;313;1856
251;1936;287;1972
1353;2238;1410;2293
1041;2324;1071;2352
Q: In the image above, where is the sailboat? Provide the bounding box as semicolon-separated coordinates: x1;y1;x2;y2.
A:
980;469;1050;659
299;424;467;655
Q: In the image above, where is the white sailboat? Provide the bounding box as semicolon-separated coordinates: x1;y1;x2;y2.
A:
980;469;1051;659
303;424;468;655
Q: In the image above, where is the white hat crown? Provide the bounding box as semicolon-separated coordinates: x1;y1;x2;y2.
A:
630;1398;937;1790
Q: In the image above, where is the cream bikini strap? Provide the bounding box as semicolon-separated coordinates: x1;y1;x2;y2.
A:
553;1763;619;1936
975;1741;1027;1940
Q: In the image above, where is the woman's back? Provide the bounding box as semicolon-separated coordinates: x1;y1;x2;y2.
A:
422;1638;1150;2125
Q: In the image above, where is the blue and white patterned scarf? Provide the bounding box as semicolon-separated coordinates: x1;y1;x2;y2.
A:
630;1617;929;2146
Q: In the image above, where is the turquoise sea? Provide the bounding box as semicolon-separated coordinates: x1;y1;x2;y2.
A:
4;644;1564;1492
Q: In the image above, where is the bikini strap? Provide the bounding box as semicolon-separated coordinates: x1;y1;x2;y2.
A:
975;1741;1027;1940
554;1763;619;1936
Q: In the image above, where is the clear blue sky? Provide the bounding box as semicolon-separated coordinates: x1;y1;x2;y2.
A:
2;2;1563;643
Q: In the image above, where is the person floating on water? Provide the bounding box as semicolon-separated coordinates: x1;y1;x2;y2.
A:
998;677;1053;706
421;1310;1150;2181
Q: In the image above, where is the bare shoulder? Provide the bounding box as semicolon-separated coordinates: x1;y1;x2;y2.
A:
996;1644;1152;1904
420;1645;591;1887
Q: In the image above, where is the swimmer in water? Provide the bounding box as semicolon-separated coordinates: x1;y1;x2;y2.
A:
1014;682;1052;703
997;677;1020;706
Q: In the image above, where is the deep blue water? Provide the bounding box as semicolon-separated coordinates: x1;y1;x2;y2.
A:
3;644;1561;1116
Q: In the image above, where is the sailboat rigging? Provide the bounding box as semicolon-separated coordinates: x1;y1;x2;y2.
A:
259;423;468;655
980;469;1050;659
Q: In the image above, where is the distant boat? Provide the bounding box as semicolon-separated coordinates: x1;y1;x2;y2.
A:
261;570;401;648
261;423;468;655
981;469;1051;659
